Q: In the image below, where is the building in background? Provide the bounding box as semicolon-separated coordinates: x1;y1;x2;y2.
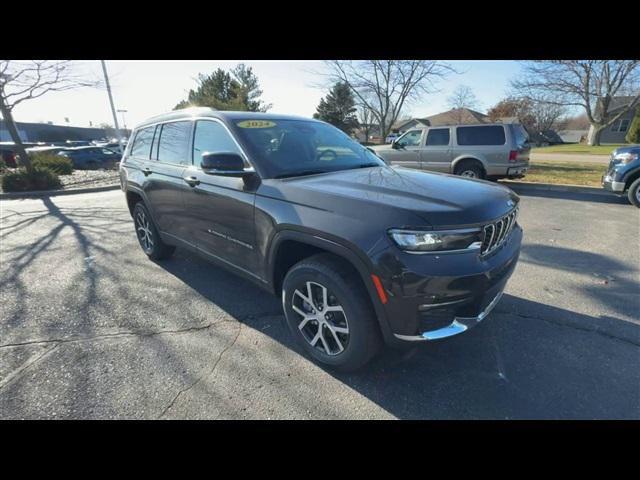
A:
587;96;639;144
0;120;130;143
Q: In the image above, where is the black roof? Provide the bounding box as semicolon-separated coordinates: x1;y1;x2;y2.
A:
136;107;315;129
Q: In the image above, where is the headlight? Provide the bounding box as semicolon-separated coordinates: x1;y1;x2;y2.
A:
388;228;483;253
613;153;638;164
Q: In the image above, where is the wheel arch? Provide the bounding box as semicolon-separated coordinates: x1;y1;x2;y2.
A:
451;155;488;175
623;167;640;190
267;230;395;343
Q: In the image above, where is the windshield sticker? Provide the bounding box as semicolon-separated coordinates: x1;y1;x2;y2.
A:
237;120;276;129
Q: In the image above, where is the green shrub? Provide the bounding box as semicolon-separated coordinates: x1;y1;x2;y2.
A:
1;167;62;192
0;157;6;173
31;153;74;175
625;108;640;144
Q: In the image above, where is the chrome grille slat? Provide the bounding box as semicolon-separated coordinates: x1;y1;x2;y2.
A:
480;208;518;257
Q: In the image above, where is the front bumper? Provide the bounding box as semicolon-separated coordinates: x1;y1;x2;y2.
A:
372;224;522;345
393;289;504;341
602;174;626;192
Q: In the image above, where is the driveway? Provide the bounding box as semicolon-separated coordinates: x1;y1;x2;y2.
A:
0;188;638;419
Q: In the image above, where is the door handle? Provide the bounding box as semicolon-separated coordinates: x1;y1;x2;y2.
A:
142;167;153;176
183;175;200;187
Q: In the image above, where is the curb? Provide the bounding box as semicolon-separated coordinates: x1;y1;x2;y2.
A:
0;184;120;199
499;180;615;196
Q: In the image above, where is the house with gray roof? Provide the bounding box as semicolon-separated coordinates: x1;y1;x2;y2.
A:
587;96;639;144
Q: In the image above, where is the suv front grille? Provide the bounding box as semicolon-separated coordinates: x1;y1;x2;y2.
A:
481;208;518;256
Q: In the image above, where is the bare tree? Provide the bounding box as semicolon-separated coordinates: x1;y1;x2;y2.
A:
446;85;480;123
0;60;99;171
357;105;375;143
324;60;456;140
512;60;640;145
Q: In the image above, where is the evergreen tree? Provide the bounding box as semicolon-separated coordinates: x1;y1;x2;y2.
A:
313;82;359;134
175;64;271;112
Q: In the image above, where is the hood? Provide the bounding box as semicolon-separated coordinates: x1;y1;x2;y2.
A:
259;166;519;228
612;145;640;156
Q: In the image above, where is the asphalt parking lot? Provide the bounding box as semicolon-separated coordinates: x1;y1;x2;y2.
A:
1;187;638;419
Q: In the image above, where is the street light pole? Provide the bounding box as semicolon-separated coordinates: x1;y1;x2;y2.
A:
100;60;125;153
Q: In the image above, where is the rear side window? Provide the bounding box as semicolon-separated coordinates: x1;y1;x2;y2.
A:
130;127;155;158
426;128;450;146
156;121;192;165
456;126;506;146
512;124;530;148
192;120;244;166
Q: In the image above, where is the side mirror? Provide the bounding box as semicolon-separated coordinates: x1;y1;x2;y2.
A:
201;152;247;176
391;140;402;150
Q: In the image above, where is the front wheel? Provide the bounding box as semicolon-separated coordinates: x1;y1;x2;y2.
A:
628;178;640;208
282;254;381;371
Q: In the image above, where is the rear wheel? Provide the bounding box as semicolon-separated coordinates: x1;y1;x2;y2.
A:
133;202;175;260
628;177;640;208
282;253;381;371
454;160;484;179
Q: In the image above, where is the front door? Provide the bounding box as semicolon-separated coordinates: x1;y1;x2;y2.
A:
385;129;424;169
420;128;452;173
181;119;258;275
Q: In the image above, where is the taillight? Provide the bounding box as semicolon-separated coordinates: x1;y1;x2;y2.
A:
508;150;518;162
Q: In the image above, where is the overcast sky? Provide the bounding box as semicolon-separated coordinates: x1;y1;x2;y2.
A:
8;60;524;128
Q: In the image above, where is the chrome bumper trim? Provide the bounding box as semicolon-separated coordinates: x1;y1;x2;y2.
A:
610;181;626;192
393;290;504;342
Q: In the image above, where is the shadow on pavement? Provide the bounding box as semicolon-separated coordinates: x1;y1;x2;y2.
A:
160;248;640;419
2;196;638;419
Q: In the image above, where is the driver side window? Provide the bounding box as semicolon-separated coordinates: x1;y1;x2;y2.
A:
397;130;422;147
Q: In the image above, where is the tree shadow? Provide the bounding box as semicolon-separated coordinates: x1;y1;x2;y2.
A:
519;244;640;322
1;196;638;419
158;249;640;419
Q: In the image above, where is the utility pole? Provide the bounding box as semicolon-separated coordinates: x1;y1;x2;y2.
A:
100;60;125;153
117;109;128;133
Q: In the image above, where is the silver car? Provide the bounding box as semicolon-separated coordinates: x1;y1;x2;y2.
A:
371;123;530;179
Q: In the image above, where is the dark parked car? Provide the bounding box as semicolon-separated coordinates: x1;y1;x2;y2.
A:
58;146;121;169
602;145;640;207
120;108;522;371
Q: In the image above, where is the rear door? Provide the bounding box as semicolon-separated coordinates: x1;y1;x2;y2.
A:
385;129;424;169
420;127;452;172
181;119;258;274
141;121;192;239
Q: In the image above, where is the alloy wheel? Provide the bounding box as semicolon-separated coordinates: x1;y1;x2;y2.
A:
460;170;478;178
291;281;350;356
135;209;154;253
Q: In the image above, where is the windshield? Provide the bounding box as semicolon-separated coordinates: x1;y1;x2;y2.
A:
231;119;385;178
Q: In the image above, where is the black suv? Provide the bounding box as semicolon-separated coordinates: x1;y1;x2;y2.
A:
120;108;522;371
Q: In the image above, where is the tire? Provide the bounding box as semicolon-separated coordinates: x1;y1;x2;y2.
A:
132;202;175;260
628;177;640;208
282;253;382;372
454;160;484;179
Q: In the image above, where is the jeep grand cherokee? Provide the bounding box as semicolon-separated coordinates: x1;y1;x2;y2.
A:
120;108;522;371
